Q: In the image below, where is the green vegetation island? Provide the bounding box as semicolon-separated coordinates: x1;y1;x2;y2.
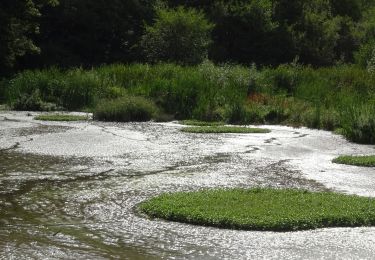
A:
333;155;375;167
140;189;375;231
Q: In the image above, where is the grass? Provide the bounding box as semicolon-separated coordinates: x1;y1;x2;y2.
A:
181;126;270;134
34;114;89;121
333;155;375;167
93;96;159;122
139;188;375;232
180;120;225;126
3;62;375;143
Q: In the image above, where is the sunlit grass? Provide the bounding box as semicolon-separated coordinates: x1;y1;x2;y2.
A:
333;155;375;167
140;188;375;231
181;126;270;134
180;120;225;126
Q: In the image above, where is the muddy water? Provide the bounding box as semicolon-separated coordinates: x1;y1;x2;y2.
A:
1;111;375;259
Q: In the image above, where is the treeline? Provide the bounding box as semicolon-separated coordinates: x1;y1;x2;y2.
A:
1;0;375;76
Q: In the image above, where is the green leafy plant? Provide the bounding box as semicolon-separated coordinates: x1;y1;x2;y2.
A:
141;7;213;65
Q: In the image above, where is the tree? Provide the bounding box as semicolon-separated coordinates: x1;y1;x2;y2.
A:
141;7;213;65
28;0;156;68
0;0;57;75
208;0;293;65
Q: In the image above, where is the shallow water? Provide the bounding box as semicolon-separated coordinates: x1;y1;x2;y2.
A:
1;111;375;259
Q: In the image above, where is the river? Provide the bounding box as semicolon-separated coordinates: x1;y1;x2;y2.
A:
1;111;375;259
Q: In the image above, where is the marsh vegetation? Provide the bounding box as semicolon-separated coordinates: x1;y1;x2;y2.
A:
140;188;375;231
181;126;270;134
333;156;375;167
2;63;375;144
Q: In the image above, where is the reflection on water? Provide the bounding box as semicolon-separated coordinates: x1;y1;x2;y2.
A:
1;111;375;259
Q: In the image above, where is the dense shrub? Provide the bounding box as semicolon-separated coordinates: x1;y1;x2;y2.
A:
12;89;59;111
340;104;375;144
93;96;159;122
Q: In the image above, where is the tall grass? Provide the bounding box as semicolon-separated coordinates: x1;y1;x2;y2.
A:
5;62;249;119
93;96;159;122
3;62;375;143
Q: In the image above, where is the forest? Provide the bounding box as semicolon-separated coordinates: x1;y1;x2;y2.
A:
1;0;375;143
2;0;375;72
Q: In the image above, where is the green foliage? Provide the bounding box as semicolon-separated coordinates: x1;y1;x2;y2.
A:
34;0;156;68
12;89;59;111
34;114;88;121
140;188;375;231
208;0;285;65
367;47;375;73
7;68;102;110
181;126;270;134
333;155;375;167
0;0;58;75
4;62;375;143
261;63;301;94
3;0;375;73
339;104;375;144
141;7;213;65
355;42;375;69
93;96;159;122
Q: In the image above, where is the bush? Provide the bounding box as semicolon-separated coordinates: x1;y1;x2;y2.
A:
141;7;213;65
355;42;375;69
261;64;301;94
339;104;375;144
93;96;159;122
12;89;59;111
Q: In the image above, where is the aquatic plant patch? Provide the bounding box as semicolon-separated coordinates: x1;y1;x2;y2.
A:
34;114;89;121
181;126;270;134
333;155;375;167
180;120;225;126
139;189;375;231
